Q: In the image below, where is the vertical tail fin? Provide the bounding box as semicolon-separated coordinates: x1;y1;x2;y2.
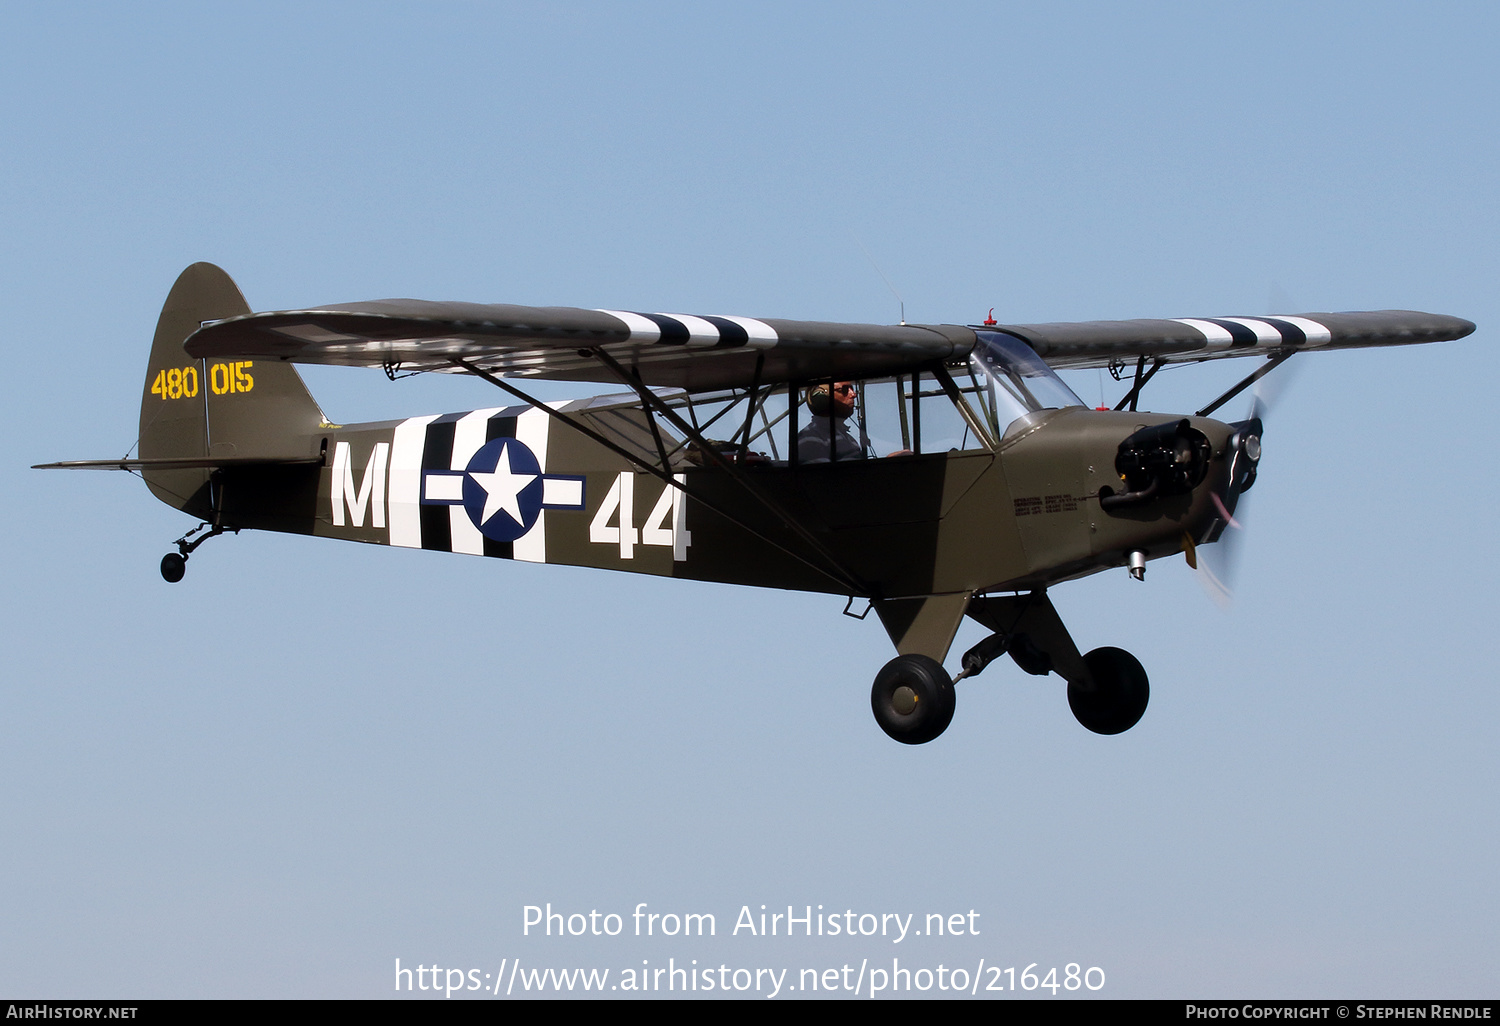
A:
140;263;326;514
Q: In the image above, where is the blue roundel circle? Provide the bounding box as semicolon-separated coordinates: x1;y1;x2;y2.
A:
461;438;545;541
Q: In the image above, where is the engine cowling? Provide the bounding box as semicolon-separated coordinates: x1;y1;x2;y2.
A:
1099;418;1212;511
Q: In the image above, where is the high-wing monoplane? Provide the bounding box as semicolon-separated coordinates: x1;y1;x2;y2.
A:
38;264;1475;743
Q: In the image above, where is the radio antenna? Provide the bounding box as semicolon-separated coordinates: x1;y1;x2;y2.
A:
854;235;906;325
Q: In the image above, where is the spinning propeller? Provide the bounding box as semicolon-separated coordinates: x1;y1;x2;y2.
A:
1195;362;1296;606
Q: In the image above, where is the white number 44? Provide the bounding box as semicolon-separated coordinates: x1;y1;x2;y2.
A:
589;472;690;561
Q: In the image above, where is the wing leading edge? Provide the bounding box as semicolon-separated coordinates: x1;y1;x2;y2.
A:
184;297;1474;391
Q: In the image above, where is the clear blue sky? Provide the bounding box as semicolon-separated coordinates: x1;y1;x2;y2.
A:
2;1;1495;999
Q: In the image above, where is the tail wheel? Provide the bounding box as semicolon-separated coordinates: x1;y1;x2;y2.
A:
1068;647;1149;735
160;552;186;583
871;654;956;745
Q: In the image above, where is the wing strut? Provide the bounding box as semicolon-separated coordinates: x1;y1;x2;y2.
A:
1114;357;1165;412
1196;351;1296;418
582;347;876;597
450;358;872;597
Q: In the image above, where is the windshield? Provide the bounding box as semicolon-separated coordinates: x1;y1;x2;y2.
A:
966;330;1084;434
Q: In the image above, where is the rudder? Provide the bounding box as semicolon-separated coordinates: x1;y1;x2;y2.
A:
140;263;326;515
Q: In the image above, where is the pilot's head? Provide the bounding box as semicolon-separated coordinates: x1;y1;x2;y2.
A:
807;381;857;419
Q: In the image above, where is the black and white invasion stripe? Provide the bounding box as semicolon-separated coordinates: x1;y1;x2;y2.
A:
597;310;779;349
1172;316;1332;353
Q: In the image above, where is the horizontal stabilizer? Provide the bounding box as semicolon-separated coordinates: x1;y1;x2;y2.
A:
34;456;323;471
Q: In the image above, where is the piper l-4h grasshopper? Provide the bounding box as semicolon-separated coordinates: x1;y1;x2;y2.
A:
39;263;1474;744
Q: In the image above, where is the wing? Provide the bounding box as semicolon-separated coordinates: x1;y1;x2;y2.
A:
183;299;1474;391
183;301;973;393
988;310;1475;370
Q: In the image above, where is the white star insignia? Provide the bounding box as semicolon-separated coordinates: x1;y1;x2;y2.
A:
467;442;537;528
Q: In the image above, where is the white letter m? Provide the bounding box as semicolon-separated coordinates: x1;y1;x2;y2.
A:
330;441;390;528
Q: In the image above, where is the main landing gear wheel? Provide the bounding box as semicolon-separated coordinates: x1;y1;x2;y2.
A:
871;654;956;745
1068;647;1149;735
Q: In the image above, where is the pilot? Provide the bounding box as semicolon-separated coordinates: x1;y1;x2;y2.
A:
797;381;867;463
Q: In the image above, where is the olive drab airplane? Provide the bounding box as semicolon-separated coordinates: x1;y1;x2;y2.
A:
37;263;1475;744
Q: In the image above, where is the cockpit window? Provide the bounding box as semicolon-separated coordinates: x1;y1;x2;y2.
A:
596;336;1084;471
968;330;1085;435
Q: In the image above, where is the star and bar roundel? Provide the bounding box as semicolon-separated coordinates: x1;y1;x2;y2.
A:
421;434;585;542
420;411;588;549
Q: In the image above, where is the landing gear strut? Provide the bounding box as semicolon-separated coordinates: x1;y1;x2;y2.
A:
965;592;1152;737
159;522;238;583
870;654;956;745
1068;647;1150;735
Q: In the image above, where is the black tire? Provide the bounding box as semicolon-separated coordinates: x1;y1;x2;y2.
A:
160;552;186;583
871;654;956;745
1068;647;1149;735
